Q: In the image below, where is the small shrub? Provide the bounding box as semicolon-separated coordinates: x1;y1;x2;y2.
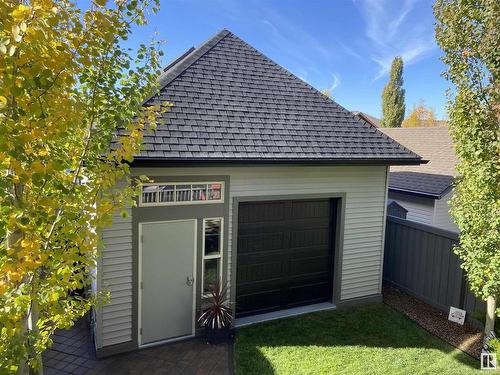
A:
488;338;500;357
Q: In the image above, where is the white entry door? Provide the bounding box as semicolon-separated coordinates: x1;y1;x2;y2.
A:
139;220;196;345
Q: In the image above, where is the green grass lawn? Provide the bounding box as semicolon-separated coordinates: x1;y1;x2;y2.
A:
235;303;481;375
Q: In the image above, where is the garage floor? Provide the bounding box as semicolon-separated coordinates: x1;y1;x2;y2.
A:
43;319;232;375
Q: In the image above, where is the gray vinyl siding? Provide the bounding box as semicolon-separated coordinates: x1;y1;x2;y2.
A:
388;191;435;225
97;208;133;348
97;165;389;348
433;190;459;233
133;165;388;301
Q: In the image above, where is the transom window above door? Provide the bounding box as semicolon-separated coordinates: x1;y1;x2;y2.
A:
140;182;224;206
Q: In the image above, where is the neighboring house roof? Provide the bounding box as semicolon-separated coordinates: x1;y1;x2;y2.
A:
378;127;458;198
352;111;381;127
389;172;454;199
386;199;408;212
386;199;408;219
129;29;421;165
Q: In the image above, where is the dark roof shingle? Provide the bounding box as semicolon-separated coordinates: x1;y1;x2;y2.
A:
133;29;422;164
389;172;454;198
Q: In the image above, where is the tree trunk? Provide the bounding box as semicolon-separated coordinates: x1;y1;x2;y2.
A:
8;220;29;375
17;300;44;375
484;295;496;337
28;299;43;375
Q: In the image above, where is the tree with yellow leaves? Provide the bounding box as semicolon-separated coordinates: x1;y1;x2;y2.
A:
0;1;164;373
402;99;439;127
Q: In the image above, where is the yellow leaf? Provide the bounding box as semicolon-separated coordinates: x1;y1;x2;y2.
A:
12;24;20;35
0;96;6;108
31;160;45;172
12;4;31;19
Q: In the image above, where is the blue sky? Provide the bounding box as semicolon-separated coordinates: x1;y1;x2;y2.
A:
124;0;449;119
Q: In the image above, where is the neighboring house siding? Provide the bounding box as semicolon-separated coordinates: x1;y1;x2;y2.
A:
433;190;459;232
388;192;435;225
97;165;389;348
97;208;133;348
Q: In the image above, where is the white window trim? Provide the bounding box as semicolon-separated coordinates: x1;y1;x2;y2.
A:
201;217;223;298
139;181;224;207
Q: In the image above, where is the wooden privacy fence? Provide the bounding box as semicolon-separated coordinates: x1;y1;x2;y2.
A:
383;215;484;320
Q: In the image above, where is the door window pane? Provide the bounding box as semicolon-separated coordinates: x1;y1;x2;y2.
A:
208;183;222;200
176;185;191;202
142;185;157;203
204;219;221;256
158;185;174;202
203;258;220;295
192;184;207;201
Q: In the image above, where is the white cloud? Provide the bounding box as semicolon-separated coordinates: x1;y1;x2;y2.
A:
354;0;437;80
338;40;363;61
328;73;341;92
260;13;333;62
372;42;434;80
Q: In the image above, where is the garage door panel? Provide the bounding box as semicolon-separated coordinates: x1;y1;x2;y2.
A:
290;227;330;248
291;200;330;219
238;201;287;223
236;260;282;285
236;199;336;317
238;232;285;253
287;282;331;306
289;255;330;277
237;289;282;315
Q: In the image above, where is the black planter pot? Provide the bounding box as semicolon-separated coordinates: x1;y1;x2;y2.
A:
205;325;231;345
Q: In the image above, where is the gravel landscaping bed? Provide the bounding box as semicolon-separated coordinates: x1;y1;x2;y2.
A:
383;283;483;359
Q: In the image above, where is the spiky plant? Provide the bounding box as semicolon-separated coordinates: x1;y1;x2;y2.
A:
198;282;232;329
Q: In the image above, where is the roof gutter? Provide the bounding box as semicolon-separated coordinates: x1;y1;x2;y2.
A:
130;157;425;167
389;187;445;199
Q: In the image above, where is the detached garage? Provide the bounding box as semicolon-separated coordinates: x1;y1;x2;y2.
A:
93;29;421;356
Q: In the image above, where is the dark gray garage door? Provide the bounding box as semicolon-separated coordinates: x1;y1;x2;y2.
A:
236;199;336;317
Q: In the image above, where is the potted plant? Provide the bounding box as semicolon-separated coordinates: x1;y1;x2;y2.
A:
198;281;233;344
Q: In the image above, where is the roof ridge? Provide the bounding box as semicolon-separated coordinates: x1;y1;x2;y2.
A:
156;29;231;92
162;47;196;73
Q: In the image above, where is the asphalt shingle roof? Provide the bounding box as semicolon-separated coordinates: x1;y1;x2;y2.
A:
389;172;454;198
378;127;457;176
378;127;457;197
352;111;381;127
133;29;422;164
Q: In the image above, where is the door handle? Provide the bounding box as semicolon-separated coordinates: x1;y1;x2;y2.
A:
186;276;194;286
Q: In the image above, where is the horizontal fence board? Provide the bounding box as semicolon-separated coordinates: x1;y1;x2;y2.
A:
383;216;484;323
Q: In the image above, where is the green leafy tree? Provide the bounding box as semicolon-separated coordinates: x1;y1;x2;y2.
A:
381;57;406;128
435;0;499;336
0;0;165;373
